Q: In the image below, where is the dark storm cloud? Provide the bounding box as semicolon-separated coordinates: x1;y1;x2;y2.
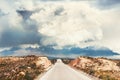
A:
0;9;42;48
99;0;120;6
0;28;41;47
17;10;33;20
96;0;120;9
54;7;64;16
0;8;65;48
16;9;43;32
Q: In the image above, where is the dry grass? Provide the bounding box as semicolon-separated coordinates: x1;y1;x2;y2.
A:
0;55;45;80
69;56;120;80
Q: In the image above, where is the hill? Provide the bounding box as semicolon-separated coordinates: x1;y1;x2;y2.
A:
0;55;51;80
69;56;120;80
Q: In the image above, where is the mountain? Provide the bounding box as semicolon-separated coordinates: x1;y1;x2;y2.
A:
0;46;119;57
0;47;22;56
67;46;119;56
29;46;119;57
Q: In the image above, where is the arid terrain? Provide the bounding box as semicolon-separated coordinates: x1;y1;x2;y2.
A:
69;56;120;80
0;55;51;80
0;55;120;80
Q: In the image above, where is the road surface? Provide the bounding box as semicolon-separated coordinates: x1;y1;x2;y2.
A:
40;59;96;80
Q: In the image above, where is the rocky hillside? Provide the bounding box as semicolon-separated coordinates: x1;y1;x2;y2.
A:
69;56;120;80
0;55;51;80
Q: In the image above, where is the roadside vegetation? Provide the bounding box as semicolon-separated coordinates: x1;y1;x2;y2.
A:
0;55;120;80
0;55;45;80
69;56;120;80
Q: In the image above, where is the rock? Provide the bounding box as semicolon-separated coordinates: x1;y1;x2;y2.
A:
69;57;120;71
27;67;31;69
94;58;120;71
19;71;25;76
4;73;10;76
69;57;93;68
35;57;51;69
11;70;16;73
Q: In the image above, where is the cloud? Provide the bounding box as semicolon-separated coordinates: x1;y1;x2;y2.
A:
30;2;103;48
107;55;120;59
94;0;120;9
0;0;120;56
16;10;33;20
0;9;7;17
0;0;41;47
97;0;120;6
98;7;120;53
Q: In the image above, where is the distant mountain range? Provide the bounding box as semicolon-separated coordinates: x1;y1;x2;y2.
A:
0;46;119;57
34;46;119;57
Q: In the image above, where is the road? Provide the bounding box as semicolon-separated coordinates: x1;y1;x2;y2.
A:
40;59;96;80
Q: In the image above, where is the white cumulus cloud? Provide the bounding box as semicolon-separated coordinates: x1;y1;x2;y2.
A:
31;2;103;48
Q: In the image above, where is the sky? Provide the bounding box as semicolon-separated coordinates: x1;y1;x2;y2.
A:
0;0;120;57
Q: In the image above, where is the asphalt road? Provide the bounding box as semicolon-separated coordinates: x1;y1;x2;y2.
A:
40;59;96;80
